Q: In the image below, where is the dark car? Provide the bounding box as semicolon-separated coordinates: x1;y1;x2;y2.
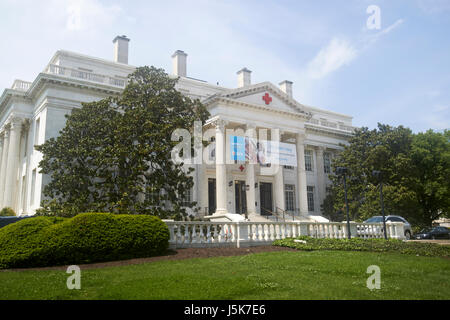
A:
413;226;450;240
0;216;32;228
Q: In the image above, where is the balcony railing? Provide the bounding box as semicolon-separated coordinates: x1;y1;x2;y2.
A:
11;80;32;92
306;118;355;133
45;64;127;88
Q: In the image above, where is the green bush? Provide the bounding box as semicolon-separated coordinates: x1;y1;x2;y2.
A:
0;216;64;268
0;212;170;269
273;236;450;257
0;207;16;216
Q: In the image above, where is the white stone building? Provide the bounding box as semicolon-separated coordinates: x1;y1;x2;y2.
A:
0;36;355;220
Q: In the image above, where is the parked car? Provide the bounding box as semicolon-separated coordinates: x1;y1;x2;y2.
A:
0;216;32;228
413;226;450;240
362;215;412;239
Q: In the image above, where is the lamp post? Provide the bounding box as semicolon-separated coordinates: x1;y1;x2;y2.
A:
336;167;351;239
372;170;388;240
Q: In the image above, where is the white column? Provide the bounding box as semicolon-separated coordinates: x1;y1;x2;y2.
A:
273;129;285;212
17;121;29;214
3;118;22;210
214;119;228;215
316;146;326;212
296;133;308;215
0;128;10;208
197;163;208;215
245;124;257;215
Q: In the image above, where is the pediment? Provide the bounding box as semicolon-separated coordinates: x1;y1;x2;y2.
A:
217;82;310;116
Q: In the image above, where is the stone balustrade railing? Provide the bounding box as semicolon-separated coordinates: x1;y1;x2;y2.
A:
45;64;127;88
165;221;406;249
11;80;32;91
306;118;356;133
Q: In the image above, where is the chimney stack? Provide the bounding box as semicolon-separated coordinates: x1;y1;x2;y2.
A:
113;35;130;64
237;68;251;87
279;80;293;98
172;50;187;77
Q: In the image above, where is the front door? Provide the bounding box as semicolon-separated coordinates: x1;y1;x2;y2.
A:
234;180;247;214
259;182;273;215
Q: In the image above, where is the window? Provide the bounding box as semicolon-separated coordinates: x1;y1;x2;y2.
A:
307;186;315;212
209;136;216;162
181;188;193;207
285;184;295;212
304;150;313;171
145;186;162;206
387;217;403;222
323;152;331;173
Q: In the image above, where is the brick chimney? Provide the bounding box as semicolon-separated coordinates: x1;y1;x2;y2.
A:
172;50;187;77
113;35;130;64
237;68;251;87
279;80;293;98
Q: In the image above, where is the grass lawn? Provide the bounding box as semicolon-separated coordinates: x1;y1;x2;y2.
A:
0;250;449;300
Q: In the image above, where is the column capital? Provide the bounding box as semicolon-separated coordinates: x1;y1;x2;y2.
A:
2;126;10;138
212;118;228;131
21;119;31;132
316;145;325;155
296;132;306;144
8;117;24;130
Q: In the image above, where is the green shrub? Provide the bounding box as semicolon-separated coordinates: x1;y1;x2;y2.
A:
0;207;16;216
0;216;64;268
273;236;450;257
0;212;170;269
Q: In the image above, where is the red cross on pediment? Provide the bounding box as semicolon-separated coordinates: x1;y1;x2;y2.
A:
239;165;245;172
262;93;272;105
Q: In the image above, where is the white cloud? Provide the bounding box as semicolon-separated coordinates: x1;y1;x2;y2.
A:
432;104;448;112
65;0;122;31
417;0;450;14
306;38;357;79
362;19;404;49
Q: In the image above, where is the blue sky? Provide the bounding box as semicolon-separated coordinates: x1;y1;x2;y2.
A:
1;0;449;132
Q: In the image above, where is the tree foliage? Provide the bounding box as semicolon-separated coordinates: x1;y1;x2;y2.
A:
322;124;449;228
36;66;210;218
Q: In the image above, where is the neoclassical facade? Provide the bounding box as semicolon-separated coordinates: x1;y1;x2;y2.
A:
0;36;355;220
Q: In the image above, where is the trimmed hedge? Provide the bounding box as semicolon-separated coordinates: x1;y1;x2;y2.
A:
0;207;16;216
0;216;64;268
273;236;450;257
0;213;170;269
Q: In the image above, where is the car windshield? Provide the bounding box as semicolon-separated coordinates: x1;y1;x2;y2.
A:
420;228;433;233
365;217;383;223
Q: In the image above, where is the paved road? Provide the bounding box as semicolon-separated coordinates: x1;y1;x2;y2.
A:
407;240;450;245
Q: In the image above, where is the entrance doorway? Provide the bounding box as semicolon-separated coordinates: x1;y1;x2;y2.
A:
234;180;247;214
208;178;216;214
259;182;273;215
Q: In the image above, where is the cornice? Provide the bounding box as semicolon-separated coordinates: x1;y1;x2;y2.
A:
27;73;124;99
305;123;354;139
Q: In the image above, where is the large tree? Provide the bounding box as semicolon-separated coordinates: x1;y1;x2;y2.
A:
322;124;449;228
36;66;210;218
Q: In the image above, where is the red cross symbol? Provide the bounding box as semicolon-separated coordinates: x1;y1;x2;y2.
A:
262;93;272;105
239;165;245;172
